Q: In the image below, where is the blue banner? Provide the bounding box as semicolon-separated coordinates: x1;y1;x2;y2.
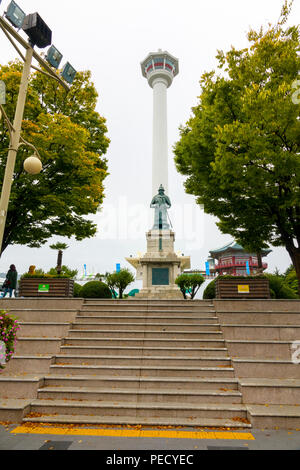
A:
205;262;210;276
246;261;250;275
116;264;121;273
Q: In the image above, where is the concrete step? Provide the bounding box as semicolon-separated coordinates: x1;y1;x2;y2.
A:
77;315;219;324
0;399;32;423
60;345;229;358
6;309;78;322
28;399;247;419
18;322;71;338
37;386;243;404
0;376;44;399
222;324;300;341
63;337;226;348
67;329;223;339
214;300;300;313
83;300;213;308
49;364;235;378
232;358;300;379
226;340;293;359
1;356;53;375
54;354;232;368
217;311;300;325
246;404;300;430
239;378;300;405
22;413;251;429
80;309;216;317
72;322;221;332
44;374;239;391
15;338;62;355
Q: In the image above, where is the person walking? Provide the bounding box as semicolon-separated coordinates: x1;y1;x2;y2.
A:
3;265;18;298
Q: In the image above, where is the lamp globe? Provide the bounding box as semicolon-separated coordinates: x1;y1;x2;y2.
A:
24;155;42;174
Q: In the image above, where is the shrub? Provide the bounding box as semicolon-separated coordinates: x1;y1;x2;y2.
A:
73;283;82;298
203;280;216;299
203;274;299;300
265;274;298;299
270;289;276;299
47;266;78;279
0;311;20;371
105;269;135;299
284;268;299;297
80;281;112;299
175;273;205;300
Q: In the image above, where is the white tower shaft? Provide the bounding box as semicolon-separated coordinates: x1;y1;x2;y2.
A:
141;50;179;197
152;77;168;196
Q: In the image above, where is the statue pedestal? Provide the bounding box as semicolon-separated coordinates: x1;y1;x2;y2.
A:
126;229;191;299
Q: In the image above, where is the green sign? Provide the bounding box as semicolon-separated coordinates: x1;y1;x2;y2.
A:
38;284;50;293
152;268;169;286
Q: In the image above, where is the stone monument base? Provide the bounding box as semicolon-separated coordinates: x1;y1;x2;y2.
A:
126;229;191;300
135;286;183;300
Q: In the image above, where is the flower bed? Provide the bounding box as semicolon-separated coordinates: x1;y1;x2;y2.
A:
19;278;74;297
0;310;20;371
215;276;270;299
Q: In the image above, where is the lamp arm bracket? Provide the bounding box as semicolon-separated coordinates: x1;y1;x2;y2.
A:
30;64;62;85
0;103;14;138
18;140;41;160
0;21;25;61
0;104;41;159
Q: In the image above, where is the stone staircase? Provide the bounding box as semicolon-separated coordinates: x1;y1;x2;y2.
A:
1;298;300;429
216;300;300;429
0;299;249;429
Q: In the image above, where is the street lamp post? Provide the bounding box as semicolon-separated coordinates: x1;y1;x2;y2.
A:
0;1;77;256
0;46;33;252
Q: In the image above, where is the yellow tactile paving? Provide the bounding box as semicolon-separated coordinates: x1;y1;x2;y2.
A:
11;425;255;441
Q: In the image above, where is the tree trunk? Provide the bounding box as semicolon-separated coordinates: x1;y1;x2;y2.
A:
56;250;63;275
286;246;300;296
180;287;187;300
256;251;263;274
257;252;262;269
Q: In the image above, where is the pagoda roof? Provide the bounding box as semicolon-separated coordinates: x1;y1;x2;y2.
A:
209;241;272;258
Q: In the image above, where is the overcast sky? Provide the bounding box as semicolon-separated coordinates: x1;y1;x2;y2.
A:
0;0;299;279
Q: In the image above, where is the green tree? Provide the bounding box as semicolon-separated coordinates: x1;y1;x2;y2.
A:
284;264;299;295
174;1;300;292
0;62;110;255
265;273;299;299
175;273;205;300
106;269;135;299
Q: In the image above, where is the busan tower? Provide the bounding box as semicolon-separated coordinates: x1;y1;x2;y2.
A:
125;50;190;299
141;50;179;196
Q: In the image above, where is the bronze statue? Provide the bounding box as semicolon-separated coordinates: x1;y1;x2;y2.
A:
150;185;171;230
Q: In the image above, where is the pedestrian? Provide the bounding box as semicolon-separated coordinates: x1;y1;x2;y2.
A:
2;265;18;298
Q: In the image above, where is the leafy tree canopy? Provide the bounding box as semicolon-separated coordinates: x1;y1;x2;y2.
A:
106;269;135;299
175;273;205;300
174;1;300;291
0;61;110;254
50;242;69;251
